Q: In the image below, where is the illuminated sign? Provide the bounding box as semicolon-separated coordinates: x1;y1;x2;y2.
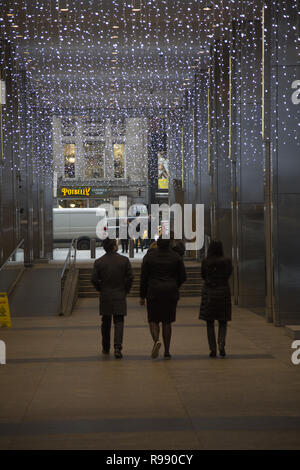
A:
58;187;111;198
61;187;91;197
158;151;169;190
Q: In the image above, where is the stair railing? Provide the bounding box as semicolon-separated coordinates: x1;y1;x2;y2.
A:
60;238;77;315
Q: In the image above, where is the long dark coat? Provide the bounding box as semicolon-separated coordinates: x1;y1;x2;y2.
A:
91;252;133;316
199;256;233;322
140;247;186;322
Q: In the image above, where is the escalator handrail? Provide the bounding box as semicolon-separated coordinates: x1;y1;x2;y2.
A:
0;239;24;272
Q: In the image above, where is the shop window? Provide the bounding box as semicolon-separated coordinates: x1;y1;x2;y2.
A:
64;143;76;178
58;199;87;209
113;143;125;179
90;198;111;208
84;142;105;179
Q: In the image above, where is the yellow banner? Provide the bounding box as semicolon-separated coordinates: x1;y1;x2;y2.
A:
0;293;11;328
158;178;169;189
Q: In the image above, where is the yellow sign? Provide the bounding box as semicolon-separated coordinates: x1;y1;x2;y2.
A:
0;293;11;328
158;178;169;189
61;187;91;197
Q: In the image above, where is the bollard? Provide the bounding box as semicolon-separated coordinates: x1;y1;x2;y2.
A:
90;239;96;259
129;238;134;258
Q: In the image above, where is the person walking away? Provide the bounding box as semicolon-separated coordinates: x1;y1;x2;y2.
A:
91;238;133;359
120;218;129;253
135;211;144;253
140;237;186;359
199;240;233;357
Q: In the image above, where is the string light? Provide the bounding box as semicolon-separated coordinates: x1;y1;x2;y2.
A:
0;0;297;194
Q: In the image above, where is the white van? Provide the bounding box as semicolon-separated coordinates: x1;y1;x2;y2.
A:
53;208;107;250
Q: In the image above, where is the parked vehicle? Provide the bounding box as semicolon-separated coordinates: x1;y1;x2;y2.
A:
53;208;107;250
53;209;154;250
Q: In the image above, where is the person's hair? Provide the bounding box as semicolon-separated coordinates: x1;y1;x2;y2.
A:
157;237;170;250
102;237;117;253
207;240;224;258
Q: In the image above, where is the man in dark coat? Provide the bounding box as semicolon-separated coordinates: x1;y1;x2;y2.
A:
140;238;186;359
135;211;144;253
91;238;133;359
199;240;233;357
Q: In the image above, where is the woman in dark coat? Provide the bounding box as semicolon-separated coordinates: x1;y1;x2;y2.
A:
140;238;186;359
199;240;232;357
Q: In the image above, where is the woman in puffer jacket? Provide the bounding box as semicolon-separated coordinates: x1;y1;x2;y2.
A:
199;240;233;358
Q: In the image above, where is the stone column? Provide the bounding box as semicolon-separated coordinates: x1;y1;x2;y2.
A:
104;119;113;179
195;70;210;250
231;19;265;309
268;0;300;325
18;71;34;266
210;40;233;259
75;117;85;180
125;117;148;181
52;116;63;178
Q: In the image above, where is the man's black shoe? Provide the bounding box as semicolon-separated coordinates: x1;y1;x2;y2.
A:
219;348;226;357
114;349;123;359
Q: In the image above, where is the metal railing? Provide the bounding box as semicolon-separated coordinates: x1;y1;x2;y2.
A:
60;238;77;315
0;239;24;272
0;239;25;296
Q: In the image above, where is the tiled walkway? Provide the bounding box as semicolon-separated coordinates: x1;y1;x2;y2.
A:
0;297;300;450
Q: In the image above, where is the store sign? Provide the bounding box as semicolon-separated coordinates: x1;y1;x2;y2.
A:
58;186;111;198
